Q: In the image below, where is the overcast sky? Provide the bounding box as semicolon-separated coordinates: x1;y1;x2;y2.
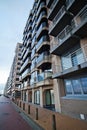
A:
0;0;34;88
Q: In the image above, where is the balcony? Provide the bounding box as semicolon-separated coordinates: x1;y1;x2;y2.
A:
37;11;47;27
36;36;50;53
37;52;51;69
36;22;48;39
23;47;31;62
50;5;87;55
52;45;87;78
36;71;53;87
71;5;87;38
36;2;46;18
46;0;54;8
21;69;31;80
48;0;66;20
20;57;31;73
49;5;73;36
66;0;86;15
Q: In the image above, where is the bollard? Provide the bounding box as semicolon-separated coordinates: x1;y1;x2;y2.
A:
52;114;56;130
20;102;21;107
23;103;25;110
35;108;38;120
28;105;30;114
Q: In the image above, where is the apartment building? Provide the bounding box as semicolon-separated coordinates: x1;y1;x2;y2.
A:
20;0;55;110
5;43;22;99
47;0;87;120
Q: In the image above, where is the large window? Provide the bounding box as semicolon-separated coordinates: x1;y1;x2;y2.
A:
34;90;40;105
65;77;87;96
45;90;55;106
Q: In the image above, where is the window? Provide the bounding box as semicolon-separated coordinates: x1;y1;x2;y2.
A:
65;77;87;96
45;90;55;106
72;80;81;94
34;90;40;104
81;78;87;94
65;80;72;94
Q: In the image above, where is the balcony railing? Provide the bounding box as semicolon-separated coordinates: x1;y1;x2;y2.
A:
48;0;58;15
21;69;31;79
36;35;49;50
37;11;47;25
50;5;87;52
37;52;50;64
36;71;52;82
21;57;31;71
23;47;31;61
57;25;72;45
62;47;86;70
36;22;48;38
71;5;87;30
37;2;46;17
66;0;75;9
49;6;66;31
52;45;87;75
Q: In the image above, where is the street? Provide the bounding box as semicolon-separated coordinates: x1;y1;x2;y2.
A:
0;95;33;130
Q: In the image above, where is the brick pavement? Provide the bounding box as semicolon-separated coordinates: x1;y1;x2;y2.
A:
0;96;33;130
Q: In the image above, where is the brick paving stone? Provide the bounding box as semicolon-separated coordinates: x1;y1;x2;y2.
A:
0;96;33;130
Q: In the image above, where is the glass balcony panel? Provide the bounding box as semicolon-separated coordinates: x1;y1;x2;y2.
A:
66;0;75;9
49;6;66;31
37;52;50;64
71;5;87;29
37;71;52;82
36;22;47;37
62;48;86;71
36;35;49;49
48;0;58;15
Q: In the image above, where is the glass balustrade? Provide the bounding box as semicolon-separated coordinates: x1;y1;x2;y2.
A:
36;71;52;82
37;52;50;64
36;35;49;49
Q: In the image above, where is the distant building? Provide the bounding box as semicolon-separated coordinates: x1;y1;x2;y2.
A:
5;43;22;99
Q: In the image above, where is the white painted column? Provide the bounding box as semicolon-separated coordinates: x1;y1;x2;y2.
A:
40;87;43;107
32;89;34;104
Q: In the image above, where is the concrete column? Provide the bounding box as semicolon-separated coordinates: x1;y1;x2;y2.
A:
21;91;23;101
32;89;34;104
23;91;25;101
40;87;43;107
26;90;28;102
53;79;61;112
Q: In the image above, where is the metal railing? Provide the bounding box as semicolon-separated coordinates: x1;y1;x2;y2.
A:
52;45;87;75
71;5;87;29
66;0;75;9
50;5;87;52
49;6;66;31
48;0;57;15
57;25;72;45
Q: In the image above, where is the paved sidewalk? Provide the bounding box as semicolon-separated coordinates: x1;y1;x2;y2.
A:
0;95;43;130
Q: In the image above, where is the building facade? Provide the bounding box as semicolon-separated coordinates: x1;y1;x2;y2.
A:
20;0;55;110
5;0;87;121
47;0;87;119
